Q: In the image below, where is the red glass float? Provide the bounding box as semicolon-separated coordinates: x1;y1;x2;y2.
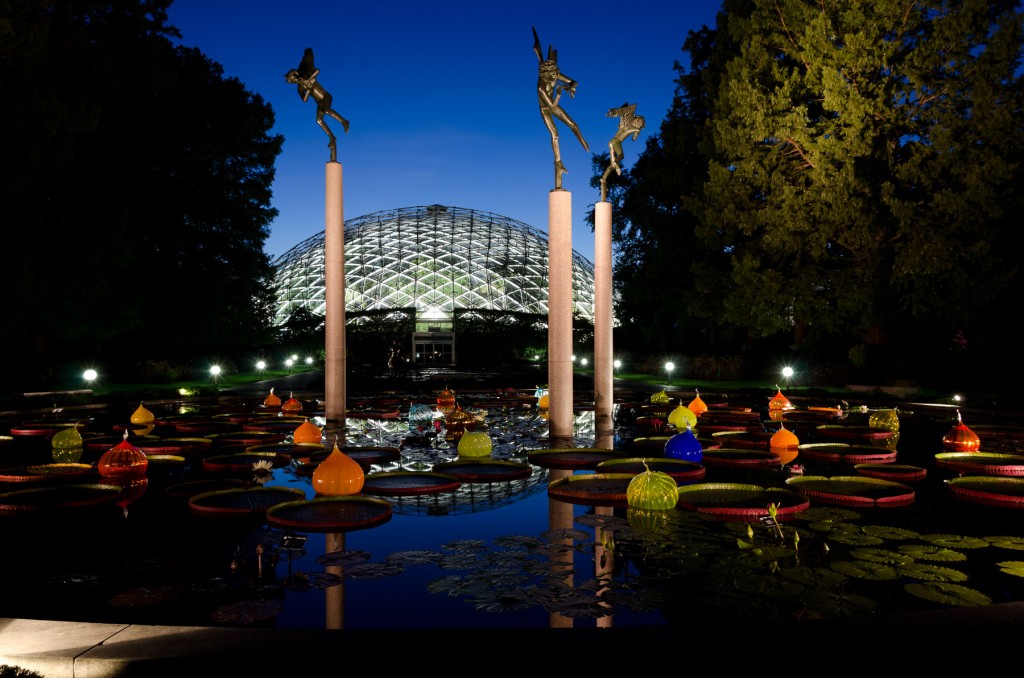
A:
281;393;303;414
444;405;477;442
311;443;365;496
943;410;981;451
97;430;149;479
769;387;794;413
437;387;457;415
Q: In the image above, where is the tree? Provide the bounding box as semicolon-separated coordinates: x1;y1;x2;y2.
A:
603;0;1024;386
0;0;283;385
706;1;1023;378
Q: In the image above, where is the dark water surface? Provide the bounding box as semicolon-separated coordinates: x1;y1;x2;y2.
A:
2;382;1024;632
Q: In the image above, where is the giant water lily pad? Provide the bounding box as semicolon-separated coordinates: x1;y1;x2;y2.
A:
786;475;915;507
936;453;1024;477
675;482;809;520
527;448;627;470
946;476;1024;507
266;496;393;532
188;486;306;517
0;463;94;483
547;473;636;507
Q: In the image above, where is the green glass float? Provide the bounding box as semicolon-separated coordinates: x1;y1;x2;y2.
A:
626;464;679;510
50;426;84;463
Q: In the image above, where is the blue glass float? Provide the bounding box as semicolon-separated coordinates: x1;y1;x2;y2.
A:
664;426;703;463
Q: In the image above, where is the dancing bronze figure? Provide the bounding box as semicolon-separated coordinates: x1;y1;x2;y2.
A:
285;48;350;163
600;102;645;201
532;27;589;190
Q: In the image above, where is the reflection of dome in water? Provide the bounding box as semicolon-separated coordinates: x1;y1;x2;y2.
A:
382;472;550;517
270;204;597;327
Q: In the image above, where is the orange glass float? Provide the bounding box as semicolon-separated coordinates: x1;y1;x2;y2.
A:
688;390;708;417
281;393;303;414
98;430;149;479
770;423;800;464
943;410;981;451
293;418;322;444
311;443;365;495
263;388;282;408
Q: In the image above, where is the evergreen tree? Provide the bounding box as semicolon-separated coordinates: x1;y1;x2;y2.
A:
0;0;282;385
606;0;1023;386
701;0;1023;378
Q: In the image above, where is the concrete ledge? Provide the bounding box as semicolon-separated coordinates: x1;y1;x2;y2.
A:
7;604;1024;675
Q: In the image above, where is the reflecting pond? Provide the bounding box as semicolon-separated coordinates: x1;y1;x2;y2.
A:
2;385;1024;631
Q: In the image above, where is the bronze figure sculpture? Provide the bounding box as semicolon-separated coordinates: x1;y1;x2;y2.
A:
532;27;589;190
600;102;645;201
285;48;350;163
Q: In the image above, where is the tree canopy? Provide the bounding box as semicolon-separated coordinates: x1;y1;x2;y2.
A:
0;0;283;386
602;0;1024;388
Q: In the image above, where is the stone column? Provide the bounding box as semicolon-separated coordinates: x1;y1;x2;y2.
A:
548;190;573;442
324;162;346;431
594;200;614;439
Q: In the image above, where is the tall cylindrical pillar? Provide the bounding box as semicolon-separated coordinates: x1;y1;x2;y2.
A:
324;162;346;429
548;190;574;441
594;200;614;437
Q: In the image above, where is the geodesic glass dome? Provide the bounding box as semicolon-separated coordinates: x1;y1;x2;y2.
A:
271;204;596;328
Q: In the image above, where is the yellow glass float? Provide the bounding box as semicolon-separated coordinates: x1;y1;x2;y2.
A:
650;389;670;405
869;408;900;432
667;403;697;432
457;431;493;458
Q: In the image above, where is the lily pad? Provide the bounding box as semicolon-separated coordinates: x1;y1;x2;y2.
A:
903;582;991;606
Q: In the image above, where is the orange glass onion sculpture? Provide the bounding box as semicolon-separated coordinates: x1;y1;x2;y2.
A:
98;430;149;479
770;423;800;465
311;442;364;495
263;388;282;408
688;390;708;417
943;410;981;451
293;418;322;444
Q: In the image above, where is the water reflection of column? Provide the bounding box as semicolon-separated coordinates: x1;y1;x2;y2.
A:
593;505;614;628
325;531;344;629
547;468;574;628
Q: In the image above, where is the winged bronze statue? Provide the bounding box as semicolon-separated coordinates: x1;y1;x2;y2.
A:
285;48;350;162
532;27;589;190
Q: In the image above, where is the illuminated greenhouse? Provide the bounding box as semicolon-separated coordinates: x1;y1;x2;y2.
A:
271;204;596;365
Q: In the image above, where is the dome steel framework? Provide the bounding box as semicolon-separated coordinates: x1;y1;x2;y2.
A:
271;204;596;328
